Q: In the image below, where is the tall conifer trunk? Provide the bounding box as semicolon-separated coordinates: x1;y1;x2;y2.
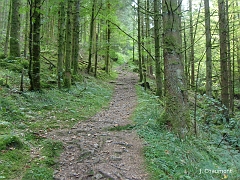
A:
161;0;190;138
218;0;229;121
137;0;143;82
57;1;65;89
10;0;21;58
204;0;213;97
29;0;41;91
72;0;80;75
64;0;72;88
154;0;162;97
87;0;96;73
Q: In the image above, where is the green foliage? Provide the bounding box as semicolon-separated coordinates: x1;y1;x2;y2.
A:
22;166;53;180
107;124;135;131
196;94;228;125
0;53;6;59
0;149;29;179
0;61;114;179
22;139;63;180
132;86;240;180
0;58;28;73
0;96;25;122
41;140;63;167
0;134;23;150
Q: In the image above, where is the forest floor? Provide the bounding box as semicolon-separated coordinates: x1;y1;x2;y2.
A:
47;65;149;180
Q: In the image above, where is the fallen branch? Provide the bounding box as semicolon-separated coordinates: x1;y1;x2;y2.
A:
41;55;56;68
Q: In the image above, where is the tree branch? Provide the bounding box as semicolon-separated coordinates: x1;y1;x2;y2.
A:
109;21;155;61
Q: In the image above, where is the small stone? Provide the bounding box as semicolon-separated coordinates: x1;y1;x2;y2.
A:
93;143;99;148
95;173;103;180
110;156;122;161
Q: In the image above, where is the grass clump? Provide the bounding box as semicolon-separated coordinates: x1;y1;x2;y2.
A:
0;134;23;150
107;124;136;131
22;139;63;180
132;86;240;180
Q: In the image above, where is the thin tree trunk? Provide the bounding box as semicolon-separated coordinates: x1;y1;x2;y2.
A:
204;0;213;97
94;22;100;77
4;0;11;57
72;0;80;75
64;0;73;88
141;4;146;90
24;1;29;58
183;21;189;87
105;0;111;74
226;0;233;114
154;0;162;97
10;0;21;58
237;2;240;86
137;0;143;82
87;0;96;73
189;0;195;87
57;1;65;89
28;0;33;89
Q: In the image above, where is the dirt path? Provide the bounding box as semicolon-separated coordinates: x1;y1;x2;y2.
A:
48;65;149;180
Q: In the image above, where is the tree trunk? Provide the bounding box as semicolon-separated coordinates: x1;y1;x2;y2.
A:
161;0;190;138
72;0;80;75
4;0;11;57
137;0;143;82
218;0;229;121
24;0;29;58
87;0;96;74
237;1;240;87
183;21;189;87
226;0;233;114
204;0;213;97
29;0;41;91
57;1;65;89
105;0;111;74
10;0;21;58
189;0;195;88
154;0;162;97
64;0;73;88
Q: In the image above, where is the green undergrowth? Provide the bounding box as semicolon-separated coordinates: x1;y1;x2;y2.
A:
0;65;115;179
107;124;135;131
132;86;240;180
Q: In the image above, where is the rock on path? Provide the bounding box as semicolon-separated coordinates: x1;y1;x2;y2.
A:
48;66;148;180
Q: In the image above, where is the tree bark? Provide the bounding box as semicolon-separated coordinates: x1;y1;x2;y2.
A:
226;0;233;114
57;1;65;89
137;0;143;82
4;0;11;57
204;0;213;97
189;0;195;88
218;0;229;120
64;0;73;88
72;0;80;75
87;0;96;73
154;0;162;97
105;0;111;74
161;0;190;138
29;0;41;91
10;0;21;58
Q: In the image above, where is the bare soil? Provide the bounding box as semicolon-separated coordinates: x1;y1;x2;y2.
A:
47;65;149;180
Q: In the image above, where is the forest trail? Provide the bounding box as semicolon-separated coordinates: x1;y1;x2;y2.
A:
47;65;149;180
